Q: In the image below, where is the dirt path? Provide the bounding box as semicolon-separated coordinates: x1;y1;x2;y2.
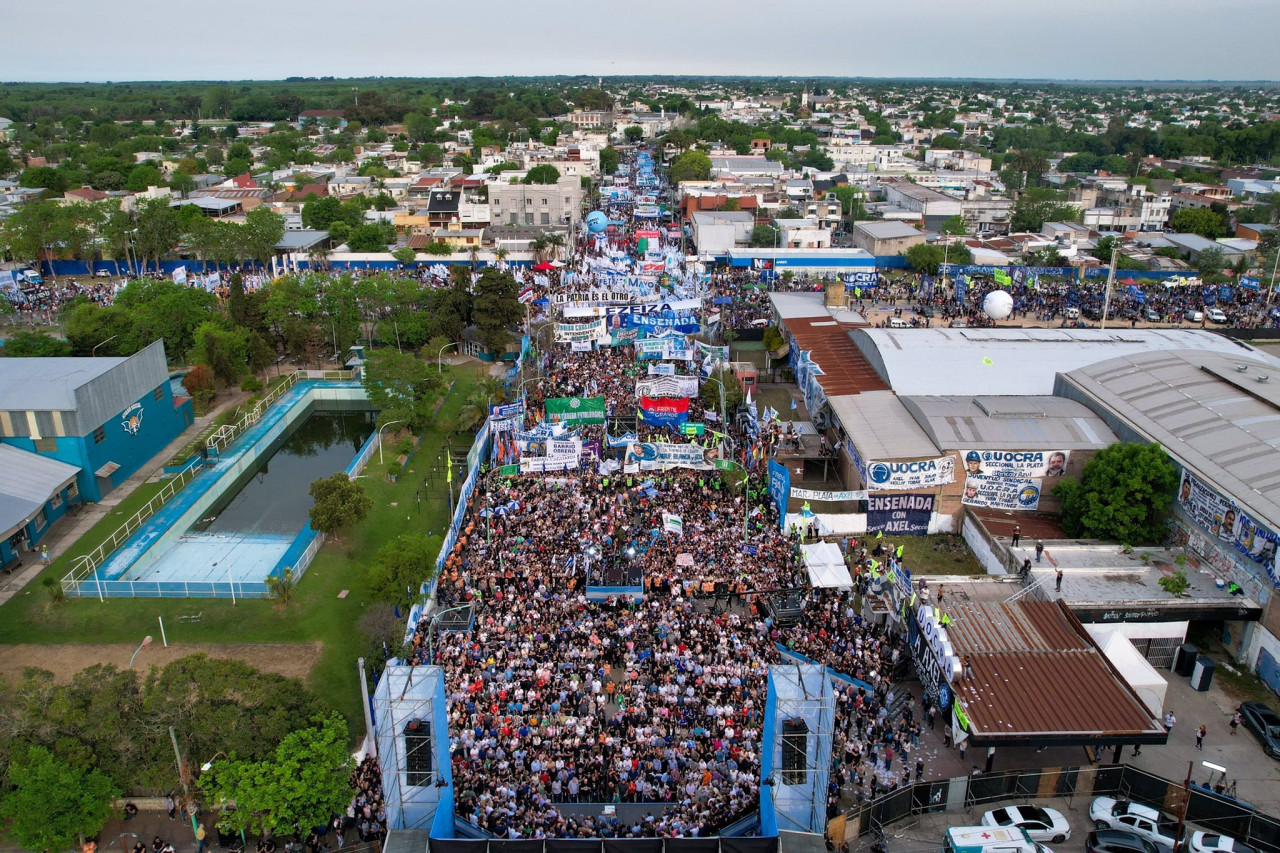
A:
0;642;323;683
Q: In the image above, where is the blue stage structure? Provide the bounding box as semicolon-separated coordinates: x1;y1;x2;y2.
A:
761;664;837;837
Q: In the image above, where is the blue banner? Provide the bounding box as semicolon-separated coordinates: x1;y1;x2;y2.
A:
955;273;967;306
768;458;791;530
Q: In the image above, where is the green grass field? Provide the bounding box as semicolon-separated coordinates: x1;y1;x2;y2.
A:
0;365;483;731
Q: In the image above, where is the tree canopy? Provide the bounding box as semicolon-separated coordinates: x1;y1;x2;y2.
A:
0;745;117;851
307;473;373;537
1053;442;1178;544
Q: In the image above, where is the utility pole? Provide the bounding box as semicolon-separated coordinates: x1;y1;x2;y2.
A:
1174;760;1193;852
1100;240;1119;331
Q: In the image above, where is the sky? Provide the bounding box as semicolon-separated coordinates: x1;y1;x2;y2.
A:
4;0;1279;83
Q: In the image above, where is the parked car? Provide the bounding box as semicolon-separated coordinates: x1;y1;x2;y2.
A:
917;305;936;318
981;805;1071;843
1189;832;1256;853
1064;306;1081;319
1143;307;1162;322
1238;701;1280;758
1087;830;1169;853
1089;799;1181;851
950;319;970;328
1184;309;1205;323
1206;308;1229;324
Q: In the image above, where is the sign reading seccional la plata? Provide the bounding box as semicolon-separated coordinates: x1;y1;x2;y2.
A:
963;449;1069;479
864;456;955;490
867;493;934;536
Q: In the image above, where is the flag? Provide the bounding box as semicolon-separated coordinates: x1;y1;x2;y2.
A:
172;265;188;285
662;512;683;536
447;462;453;484
896;545;904;559
982;356;994;366
790;397;798;410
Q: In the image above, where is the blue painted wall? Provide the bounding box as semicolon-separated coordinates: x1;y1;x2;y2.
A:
1;384;192;503
1;483;74;565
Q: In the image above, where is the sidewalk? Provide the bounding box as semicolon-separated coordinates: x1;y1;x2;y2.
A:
0;389;253;608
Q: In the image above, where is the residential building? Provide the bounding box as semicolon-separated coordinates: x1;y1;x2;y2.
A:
775;218;831;249
849;220;926;255
879;179;963;230
690;210;755;255
488;176;583;228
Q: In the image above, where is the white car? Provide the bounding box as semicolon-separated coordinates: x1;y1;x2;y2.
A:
1189;833;1255;853
1089;798;1181;851
982;805;1072;843
1206;308;1229;324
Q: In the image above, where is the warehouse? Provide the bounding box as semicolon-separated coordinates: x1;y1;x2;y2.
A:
0;340;193;506
0;445;82;569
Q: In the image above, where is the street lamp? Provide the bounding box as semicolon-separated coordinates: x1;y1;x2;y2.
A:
128;635;153;669
437;341;462;374
200;751;227;773
583;545;601;584
377;419;406;465
93;334;119;357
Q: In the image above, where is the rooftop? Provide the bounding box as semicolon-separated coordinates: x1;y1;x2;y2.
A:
0;444;81;540
829;391;940;459
1059;347;1280;528
851;328;1254;397
787;319;887;398
0;356;129;411
900;395;1119;451
852;220;923;240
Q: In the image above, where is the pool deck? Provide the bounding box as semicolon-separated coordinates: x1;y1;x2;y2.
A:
98;379;365;585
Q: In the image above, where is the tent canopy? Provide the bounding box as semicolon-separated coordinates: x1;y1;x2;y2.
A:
801;541;853;590
1087;626;1169;716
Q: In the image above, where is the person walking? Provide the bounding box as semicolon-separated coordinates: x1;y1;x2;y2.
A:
1035;540;1045;563
1055;567;1064;592
1230;711;1241;735
1196;724;1206;750
1164;711;1176;733
164;793;176;821
1011;524;1021;547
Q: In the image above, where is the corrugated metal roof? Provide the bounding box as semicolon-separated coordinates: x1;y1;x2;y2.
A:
788;319;888;398
0;444;80;538
945;601;1162;739
900;395;1118;451
1062;349;1280;527
769;292;828;320
851;328;1260;397
0;357;128;411
829;391;939;459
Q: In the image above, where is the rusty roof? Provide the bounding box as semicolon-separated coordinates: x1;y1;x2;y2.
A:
944;600;1163;741
787;318;887;397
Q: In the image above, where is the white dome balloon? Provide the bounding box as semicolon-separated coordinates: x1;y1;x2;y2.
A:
983;289;1014;320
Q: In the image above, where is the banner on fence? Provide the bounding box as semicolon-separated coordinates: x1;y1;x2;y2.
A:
962;474;1041;510
545;396;607;425
791;487;867;502
867;493;934;536
865;456;955;490
555;319;607;343
962;449;1069;480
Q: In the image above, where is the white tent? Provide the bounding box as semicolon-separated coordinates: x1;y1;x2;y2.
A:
1087;625;1168;716
801;541;853;590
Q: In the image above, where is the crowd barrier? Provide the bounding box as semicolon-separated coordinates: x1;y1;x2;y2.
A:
833;763;1280;853
429;836;779;853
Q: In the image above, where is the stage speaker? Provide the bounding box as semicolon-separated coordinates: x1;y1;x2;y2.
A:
404;718;433;786
781;718;810;785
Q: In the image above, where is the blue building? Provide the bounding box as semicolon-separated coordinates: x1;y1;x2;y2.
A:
0;340;194;510
0;445;81;568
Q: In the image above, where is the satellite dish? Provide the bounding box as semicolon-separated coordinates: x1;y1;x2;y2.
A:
983;289;1014;321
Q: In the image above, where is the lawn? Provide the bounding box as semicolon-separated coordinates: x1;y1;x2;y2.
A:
898;534;984;576
0;364;484;733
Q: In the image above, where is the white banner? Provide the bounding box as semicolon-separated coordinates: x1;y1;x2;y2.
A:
962;450;1069;480
555;319;607;343
521;437;582;474
790;488;869;502
635;376;700;398
605;298;701;317
962;474;1042;510
864;457;956;490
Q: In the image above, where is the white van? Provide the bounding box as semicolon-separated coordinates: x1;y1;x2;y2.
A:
887;317;912;328
945;826;1044;853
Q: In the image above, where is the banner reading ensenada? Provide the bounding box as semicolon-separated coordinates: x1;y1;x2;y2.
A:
544;396;607;424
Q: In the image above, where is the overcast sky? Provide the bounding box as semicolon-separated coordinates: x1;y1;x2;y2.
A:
5;0;1279;83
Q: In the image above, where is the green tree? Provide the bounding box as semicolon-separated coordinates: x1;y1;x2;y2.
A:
749;224;779;248
191;321;249;387
0;745;117;851
362;349;444;431
307;473;373;538
1010;188;1079;233
391;246;417;266
940;215;968;236
346;223;391;253
472;267;522;355
669;149;712;183
831;185;866;221
524;164;561;184
1169;207;1228;239
904;242;972;274
1053;442;1178;544
367;533;440;609
599;146;620;176
241;206;286;267
623;125;645;143
196;713;352;838
1195;246;1229;285
1;329;73;357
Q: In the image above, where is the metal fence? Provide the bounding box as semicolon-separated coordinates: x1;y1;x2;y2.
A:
834;764;1280;853
206;372;302;454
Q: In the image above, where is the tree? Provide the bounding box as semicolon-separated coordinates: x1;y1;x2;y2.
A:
196;713;352;838
1053;442;1178;544
940;215;968;236
392;246;417;266
749;224;779;248
1;330;72;357
368;533;440;609
623;125;645;143
241;206;286;267
1195;246;1229;285
191;322;249;387
1010;188;1079;233
307;473;372;538
0;745;117;851
599;146;620;176
905;242;972;274
472;267;522;355
264;567;297;606
362;349;444;431
524;164;561;185
831;185;866;221
669;149;712;183
346;223;391;253
1169;207;1228;239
